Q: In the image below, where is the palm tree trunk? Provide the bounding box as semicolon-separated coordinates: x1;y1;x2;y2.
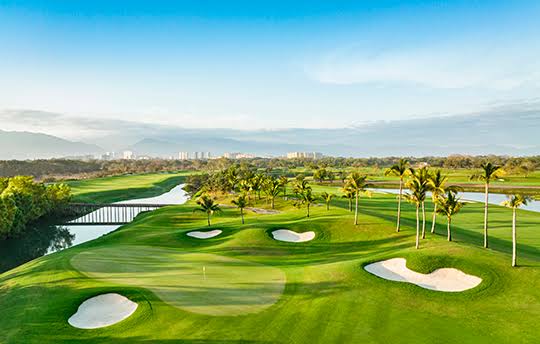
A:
431;202;437;233
415;204;420;249
512;207;517;267
326;202;329;210
484;183;489;248
397;178;403;232
307;203;310;218
447;216;452;241
241;208;244;224
421;201;426;239
207;213;211;226
283;186;286;200
354;191;359;225
271;196;275;209
349;199;352;211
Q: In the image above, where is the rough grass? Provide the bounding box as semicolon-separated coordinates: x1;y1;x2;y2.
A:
0;183;539;343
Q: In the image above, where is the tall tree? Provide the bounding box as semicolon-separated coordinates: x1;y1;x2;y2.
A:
345;172;371;225
320;192;334;210
427;170;454;234
279;176;289;200
405;179;426;249
264;177;281;209
239;179;253;202
501;194;532;267
470;162;503;248
410;167;430;239
300;189;317;218
293;179;311;196
194;194;221;226
436;191;465;242
384;159;409;232
341;186;355;212
251;174;265;200
231;194;248;224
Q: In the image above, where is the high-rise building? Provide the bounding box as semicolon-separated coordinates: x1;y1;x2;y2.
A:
178;152;190;160
123;150;134;159
286;152;323;159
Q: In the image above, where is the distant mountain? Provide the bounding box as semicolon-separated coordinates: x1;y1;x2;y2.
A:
2;104;540;159
0;130;103;160
124;109;540;157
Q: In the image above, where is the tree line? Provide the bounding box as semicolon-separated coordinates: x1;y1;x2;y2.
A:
1;154;539;181
0;177;71;239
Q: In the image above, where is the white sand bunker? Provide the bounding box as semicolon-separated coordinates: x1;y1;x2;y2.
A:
187;229;222;239
68;293;138;329
272;229;315;243
364;258;482;292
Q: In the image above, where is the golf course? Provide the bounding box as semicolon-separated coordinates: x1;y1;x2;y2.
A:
0;172;539;343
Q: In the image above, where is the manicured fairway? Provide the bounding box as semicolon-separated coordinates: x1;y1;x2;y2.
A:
67;172;190;203
71;246;286;316
1;184;539;343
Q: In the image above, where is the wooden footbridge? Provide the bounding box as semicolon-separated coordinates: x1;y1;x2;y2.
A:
61;202;177;225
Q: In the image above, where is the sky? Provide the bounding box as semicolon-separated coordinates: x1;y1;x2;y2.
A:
1;0;539;131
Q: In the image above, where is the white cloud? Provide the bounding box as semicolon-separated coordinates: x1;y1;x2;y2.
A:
305;44;540;90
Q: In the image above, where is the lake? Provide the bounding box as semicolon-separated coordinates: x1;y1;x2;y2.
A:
370;188;540;213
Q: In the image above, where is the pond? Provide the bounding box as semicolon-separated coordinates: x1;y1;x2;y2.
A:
370;188;540;213
0;184;188;274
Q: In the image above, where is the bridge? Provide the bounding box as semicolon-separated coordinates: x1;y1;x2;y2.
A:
61;202;177;225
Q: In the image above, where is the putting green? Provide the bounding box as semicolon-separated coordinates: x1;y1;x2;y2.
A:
71;246;286;316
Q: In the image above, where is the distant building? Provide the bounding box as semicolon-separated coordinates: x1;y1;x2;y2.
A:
286;152;323;159
178;152;190;160
123;150;134;159
223;152;255;159
101;152;115;160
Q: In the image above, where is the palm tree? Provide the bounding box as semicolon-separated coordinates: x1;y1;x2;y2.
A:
470;162;503;248
436;191;465;242
404;179;426;249
279;176;289;200
226;167;239;191
231;194;248;224
293;179;311;197
345;172;370;225
239;179;253;202
427;170;449;234
410;167;430;239
320;192;334;210
384;159;409;232
341;186;354;211
251;174;265;200
300;189;317;218
264;177;281;209
501;194;532;267
194;194;221;226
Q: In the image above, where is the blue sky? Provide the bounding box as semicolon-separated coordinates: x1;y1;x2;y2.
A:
1;0;539;132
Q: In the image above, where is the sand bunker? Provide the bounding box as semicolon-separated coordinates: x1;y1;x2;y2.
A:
272;229;315;243
187;230;222;239
68;293;138;329
247;207;280;214
364;258;482;292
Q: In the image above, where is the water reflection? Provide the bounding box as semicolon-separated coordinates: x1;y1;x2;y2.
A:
0;184;188;274
0;223;74;273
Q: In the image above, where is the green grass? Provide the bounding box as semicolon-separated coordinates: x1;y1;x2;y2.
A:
1;180;539;343
67;172;190;203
